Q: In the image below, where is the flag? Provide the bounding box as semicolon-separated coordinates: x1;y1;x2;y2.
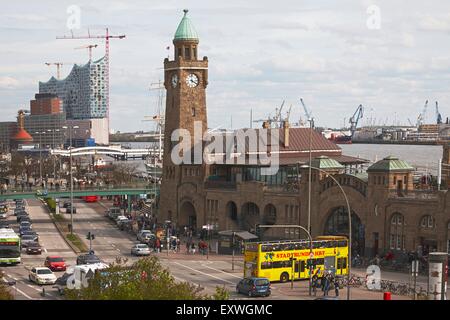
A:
166;46;170;50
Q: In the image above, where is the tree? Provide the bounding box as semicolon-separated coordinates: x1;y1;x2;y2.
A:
64;256;229;300
0;271;13;300
110;163;138;185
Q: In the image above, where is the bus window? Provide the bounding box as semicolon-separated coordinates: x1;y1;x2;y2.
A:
294;261;300;272
261;261;272;269
338;240;348;247
300;260;305;272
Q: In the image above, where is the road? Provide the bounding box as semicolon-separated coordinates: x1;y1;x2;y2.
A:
0;198;438;300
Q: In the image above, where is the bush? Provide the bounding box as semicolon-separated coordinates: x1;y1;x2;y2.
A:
45;197;56;213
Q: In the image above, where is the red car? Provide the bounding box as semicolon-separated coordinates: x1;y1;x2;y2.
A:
44;256;67;272
82;195;98;203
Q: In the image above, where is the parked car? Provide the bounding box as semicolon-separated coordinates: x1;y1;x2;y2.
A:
65;205;76;214
14;208;26;216
137;230;154;243
236;277;271;297
76;253;102;265
16;212;28;222
62;201;70;208
21;234;39;247
131;243;151;256
20;220;32;229
29;267;57;285
107;207;122;219
44;256;67;271
115;216;129;226
26;242;42;255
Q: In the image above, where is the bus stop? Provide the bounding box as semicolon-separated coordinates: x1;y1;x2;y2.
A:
217;230;258;255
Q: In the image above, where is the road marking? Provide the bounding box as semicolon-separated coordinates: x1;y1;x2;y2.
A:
44;248;48;253
172;262;235;284
199;263;243;279
14;286;35;300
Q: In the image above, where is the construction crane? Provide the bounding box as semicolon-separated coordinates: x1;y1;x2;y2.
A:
75;44;98;60
349;104;363;137
417;100;428;127
435;101;443;124
56;28;126;137
407;118;414;127
285;105;293;123
44;62;78;79
300;98;313;121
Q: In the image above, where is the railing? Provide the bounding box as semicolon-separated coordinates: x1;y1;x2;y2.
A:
388;190;439;200
204;180;237;190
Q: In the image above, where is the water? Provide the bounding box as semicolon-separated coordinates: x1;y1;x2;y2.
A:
340;144;443;174
113;142;444;175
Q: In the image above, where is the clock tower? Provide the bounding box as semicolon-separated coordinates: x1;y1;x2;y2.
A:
159;9;208;230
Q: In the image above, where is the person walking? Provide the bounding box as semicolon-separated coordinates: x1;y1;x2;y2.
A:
323;273;330;296
186;241;190;254
312;274;319;296
191;242;196;255
334;276;340;297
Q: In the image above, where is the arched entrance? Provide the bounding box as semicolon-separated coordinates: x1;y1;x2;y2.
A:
179;201;197;232
226;201;238;228
263;204;277;225
240;202;260;231
324;206;365;256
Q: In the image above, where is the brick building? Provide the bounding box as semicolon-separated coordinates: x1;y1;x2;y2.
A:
159;10;450;259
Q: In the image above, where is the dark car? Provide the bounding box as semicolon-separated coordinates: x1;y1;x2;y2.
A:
62;201;71;209
19;226;33;236
21;230;38;239
65;205;76;214
17;215;31;223
0;221;10;228
236;277;271;297
21;234;39;247
14;209;26;216
76;253;102;265
26;242;42;255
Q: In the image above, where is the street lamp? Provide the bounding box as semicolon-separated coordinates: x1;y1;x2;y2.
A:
48;129;60;180
299;164;352;300
307;118;314;234
62;124;79;235
35;131;46;185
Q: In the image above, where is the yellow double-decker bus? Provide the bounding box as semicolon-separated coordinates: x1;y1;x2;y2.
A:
244;236;348;282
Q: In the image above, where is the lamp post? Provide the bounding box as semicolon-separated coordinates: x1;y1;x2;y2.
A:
62;124;79;235
299;164;352;300
48;129;60;180
35;131;46;185
307;118;314;234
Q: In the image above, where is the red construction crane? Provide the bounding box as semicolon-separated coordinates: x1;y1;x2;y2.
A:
74;44;98;60
56;28;126;138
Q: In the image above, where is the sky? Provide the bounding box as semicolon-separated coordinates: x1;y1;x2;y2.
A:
0;0;450;132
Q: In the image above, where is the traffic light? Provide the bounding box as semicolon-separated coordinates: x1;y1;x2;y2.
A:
86;232;95;240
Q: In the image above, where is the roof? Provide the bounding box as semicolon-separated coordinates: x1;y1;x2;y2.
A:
12;128;33;142
174;9;199;41
309;156;345;170
349;172;369;182
367;155;414;172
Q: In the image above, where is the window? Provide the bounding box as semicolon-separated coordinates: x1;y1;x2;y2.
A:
185;47;190;59
420;215;435;229
191;107;196;117
178;48;182;58
390;213;404;250
193;47;197;59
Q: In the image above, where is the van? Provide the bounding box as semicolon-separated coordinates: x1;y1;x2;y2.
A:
107;207;122;220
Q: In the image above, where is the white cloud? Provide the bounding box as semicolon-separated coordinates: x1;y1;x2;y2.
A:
0;76;20;89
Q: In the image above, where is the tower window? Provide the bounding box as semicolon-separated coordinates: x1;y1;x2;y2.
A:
191;107;196;117
193;47;197;59
185;47;191;59
178;48;182;58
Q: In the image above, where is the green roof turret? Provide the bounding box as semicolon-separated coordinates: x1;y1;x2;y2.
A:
174;9;199;41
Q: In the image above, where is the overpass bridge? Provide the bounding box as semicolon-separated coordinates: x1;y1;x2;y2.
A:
50;146;163;160
0;184;159;201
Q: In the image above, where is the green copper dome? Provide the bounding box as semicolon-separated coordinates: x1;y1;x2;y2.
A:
174;9;199;41
367;156;414;172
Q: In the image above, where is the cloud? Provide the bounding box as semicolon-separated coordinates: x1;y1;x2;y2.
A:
0;76;20;89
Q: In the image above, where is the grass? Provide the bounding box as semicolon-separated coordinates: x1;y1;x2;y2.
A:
66;233;89;252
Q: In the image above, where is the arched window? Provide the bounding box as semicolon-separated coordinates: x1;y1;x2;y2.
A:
390;213;405;250
420;215;435;229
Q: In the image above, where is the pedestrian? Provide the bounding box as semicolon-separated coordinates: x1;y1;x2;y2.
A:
334;276;340;297
186;241;190;254
155;238;161;253
312;274;318;296
191;243;196;255
176;238;181;252
323;273;330;296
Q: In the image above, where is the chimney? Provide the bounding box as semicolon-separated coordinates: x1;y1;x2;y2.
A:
283;120;290;148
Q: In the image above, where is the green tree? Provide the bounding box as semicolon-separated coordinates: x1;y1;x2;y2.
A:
0;271;13;300
64;256;229;300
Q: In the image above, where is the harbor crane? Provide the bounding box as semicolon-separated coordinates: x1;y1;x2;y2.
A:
435;101;443;124
74;44;98;60
416;100;428;127
349;104;363;137
253;100;286;128
300;98;313;121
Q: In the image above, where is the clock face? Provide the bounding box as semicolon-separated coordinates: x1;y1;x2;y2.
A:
171;74;178;88
186;73;199;88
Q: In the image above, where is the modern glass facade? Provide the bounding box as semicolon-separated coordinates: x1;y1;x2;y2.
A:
39;57;108;120
23;113;67;148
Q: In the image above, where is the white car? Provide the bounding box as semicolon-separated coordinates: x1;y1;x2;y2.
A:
29;267;57;285
131;244;151;256
115;216;129;226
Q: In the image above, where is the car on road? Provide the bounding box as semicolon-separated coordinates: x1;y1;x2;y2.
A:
0;205;7;219
21;230;39;239
137;230;155;243
65;204;76;214
20;220;32;229
20;234;39;247
26;242;42;255
236;277;271;297
62;201;70;209
131;243;151;256
76;253;102;265
16;212;28;222
19;226;33;236
29;267;57;285
44;256;67;271
0;221;10;228
115;215;129;226
14;208;26;216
